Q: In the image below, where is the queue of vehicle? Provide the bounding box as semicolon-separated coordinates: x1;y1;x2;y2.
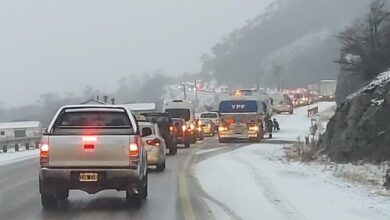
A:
38;94;291;209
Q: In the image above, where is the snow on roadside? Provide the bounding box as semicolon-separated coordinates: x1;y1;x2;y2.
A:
194;144;390;220
195;147;226;155
0;150;38;166
273;102;335;141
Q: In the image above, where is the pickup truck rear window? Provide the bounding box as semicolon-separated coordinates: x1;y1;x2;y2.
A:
58;111;132;128
52;111;134;135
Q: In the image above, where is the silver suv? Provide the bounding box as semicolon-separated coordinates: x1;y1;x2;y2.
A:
39;105;148;209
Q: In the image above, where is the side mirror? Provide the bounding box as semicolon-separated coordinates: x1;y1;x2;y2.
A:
141;127;153;137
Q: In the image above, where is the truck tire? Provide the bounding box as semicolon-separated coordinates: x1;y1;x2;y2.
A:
199;133;204;141
168;137;178;155
184;138;191;148
40;178;58;209
191;135;197;144
126;175;147;206
218;138;226;143
169;144;177;155
289;111;293;115
257;135;262;143
56;189;69;200
156;160;166;172
41;194;57;209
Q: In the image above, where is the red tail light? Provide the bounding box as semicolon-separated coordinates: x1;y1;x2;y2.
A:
146;138;161;146
40;144;49;157
84;144;95;150
130;143;139;157
129;136;142;168
169;126;174;132
40;136;49;167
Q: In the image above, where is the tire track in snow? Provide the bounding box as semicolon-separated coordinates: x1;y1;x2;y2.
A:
232;152;308;220
195;179;244;220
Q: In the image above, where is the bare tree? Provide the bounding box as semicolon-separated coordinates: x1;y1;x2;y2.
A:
338;0;390;79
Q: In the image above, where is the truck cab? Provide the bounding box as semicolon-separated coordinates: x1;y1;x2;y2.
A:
218;100;264;143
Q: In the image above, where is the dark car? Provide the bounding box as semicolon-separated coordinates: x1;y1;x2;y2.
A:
172;118;192;148
141;112;178;155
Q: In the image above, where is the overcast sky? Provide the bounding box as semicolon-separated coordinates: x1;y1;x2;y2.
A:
0;0;272;107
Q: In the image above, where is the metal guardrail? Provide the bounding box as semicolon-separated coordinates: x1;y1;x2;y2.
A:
307;107;319;117
0;136;41;153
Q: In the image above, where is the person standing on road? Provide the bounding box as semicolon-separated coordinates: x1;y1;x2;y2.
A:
264;114;273;134
273;118;280;131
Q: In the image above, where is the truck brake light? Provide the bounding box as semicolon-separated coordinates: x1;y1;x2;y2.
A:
40;144;49;157
40;136;50;167
129;136;142;168
129;143;139;157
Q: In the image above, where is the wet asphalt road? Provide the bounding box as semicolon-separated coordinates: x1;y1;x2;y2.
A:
0;137;249;220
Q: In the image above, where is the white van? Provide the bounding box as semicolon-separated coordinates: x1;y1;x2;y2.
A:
163;100;197;143
163;100;195;125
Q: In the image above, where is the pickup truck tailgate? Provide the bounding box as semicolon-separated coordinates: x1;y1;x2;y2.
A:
48;135;130;167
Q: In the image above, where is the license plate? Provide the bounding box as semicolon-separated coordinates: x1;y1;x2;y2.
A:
79;173;98;182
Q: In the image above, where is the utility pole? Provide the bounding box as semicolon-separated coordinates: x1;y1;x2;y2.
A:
182;82;187;100
194;80;199;112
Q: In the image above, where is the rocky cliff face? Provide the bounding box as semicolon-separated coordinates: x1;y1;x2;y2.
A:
335;68;368;105
319;70;390;163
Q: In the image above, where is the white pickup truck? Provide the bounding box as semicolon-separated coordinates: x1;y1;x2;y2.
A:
39;105;148;209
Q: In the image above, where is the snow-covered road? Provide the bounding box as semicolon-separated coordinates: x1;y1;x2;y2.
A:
193;102;390;220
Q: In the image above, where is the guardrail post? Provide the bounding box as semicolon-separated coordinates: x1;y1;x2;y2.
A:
25;143;30;150
2;145;7;153
15;143;19;152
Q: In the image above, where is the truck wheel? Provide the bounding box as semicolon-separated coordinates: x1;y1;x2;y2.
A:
257;135;262;143
191;135;196;144
184;139;191;148
289;111;293;115
41;194;57;209
218;138;225;143
156;160;166;172
168;137;177;155
143;173;148;199
56;190;69;200
169;144;177;155
126;176;147;206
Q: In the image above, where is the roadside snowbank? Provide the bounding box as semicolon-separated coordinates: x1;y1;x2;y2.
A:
273;102;335;141
0;149;38;166
194;144;390;220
